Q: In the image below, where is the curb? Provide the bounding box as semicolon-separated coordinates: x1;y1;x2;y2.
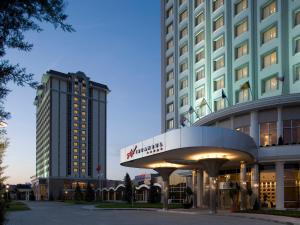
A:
82;206;159;211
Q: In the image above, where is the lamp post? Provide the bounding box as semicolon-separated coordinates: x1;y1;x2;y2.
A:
96;165;101;201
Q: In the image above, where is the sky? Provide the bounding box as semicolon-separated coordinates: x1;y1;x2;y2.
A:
4;0;161;184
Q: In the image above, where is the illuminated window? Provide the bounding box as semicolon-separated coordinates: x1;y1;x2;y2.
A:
74;129;78;134
167;102;174;113
82;105;86;110
213;16;224;31
74;110;78;114
235;64;248;81
74;123;78;128
237;88;249;103
195;49;205;63
195;67;205;81
82;99;86;104
82;137;86;141
166;70;174;81
73;168;78;173
213;35;224;51
236;126;250;135
74;97;79;101
82;118;86;122
235;20;248;37
214;76;225;91
82;92;86;96
82;111;86;116
235;0;247;15
214;98;225;111
262;51;277;69
74;136;78;140
179;10;188;22
82;149;86;154
283;120;300;144
81;168;86;173
195;30;205;44
195;12;204;26
235;42;248;59
180;44;188;56
180;77;188;90
74;142;78;147
166;7;173;18
167;86;174;97
195;86;205;100
263;76;278;93
73;162;78;166
261;1;276;20
74;155;78;160
180;27;188;39
74;116;78;121
167;119;174;129
260;122;277;146
82;156;86;160
166;55;174;66
82;143;86;148
74;103;79;108
180;95;188;107
82;124;86;129
194;0;203;8
166;39;174;50
74;148;78;153
82;130;86;135
213;0;224;11
213;56;225;71
180;61;188;73
262;26;277;44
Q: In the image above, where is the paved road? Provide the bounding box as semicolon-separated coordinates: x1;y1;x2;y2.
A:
7;201;281;225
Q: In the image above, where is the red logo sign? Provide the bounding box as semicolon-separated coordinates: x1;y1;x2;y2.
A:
127;145;137;159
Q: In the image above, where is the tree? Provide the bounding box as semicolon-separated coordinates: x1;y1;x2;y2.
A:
124;173;133;203
74;183;82;201
0;0;74;120
85;183;94;202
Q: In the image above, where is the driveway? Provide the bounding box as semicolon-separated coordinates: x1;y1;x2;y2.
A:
7;201;283;225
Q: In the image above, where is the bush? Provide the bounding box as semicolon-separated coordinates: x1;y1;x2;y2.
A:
0;200;6;225
85;183;95;202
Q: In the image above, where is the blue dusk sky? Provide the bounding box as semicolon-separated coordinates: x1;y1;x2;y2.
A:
4;0;161;184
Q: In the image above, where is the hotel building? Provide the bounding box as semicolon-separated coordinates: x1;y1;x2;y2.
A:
33;70;109;200
120;0;300;212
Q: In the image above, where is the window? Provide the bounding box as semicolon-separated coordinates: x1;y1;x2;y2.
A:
167;103;174;113
73;162;78;166
180;27;188;39
295;38;300;54
73;97;78;101
74;110;78;114
237;88;249;103
167;119;174;129
82;130;86;135
214;76;225;91
236;126;250;135
73;168;78;173
74;155;78;160
166;23;173;34
166;54;174;66
180;95;189;107
283;120;300;144
195;86;205;100
195;67;205;81
166;39;174;50
180;61;188;72
197;105;206;117
195;49;205;63
74;142;78;147
214;98;225;111
213;56;225;71
262;51;277;69
235;0;247;15
235;20;248;37
180;44;188;56
260;122;277;146
73;135;78;140
81;99;86;104
82;155;86;160
179;10;188;22
81;168;86;173
295;65;300;82
166;7;173;18
263;76;278;93
235;42;248;59
82;162;86;167
82;111;86;116
82;124;86;129
74;103;79;108
213;35;224;51
295;10;300;27
195;12;204;26
179;0;187;5
262;1;276;20
74;129;78;134
166;70;174;81
213;0;224;11
213;16;224;31
74;123;78;128
73;148;78;153
195;0;204;8
262;26;277;44
235;65;248;81
180;78;188;90
195;30;205;44
167;86;174;97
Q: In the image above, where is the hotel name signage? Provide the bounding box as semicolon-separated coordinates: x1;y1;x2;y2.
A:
126;142;164;159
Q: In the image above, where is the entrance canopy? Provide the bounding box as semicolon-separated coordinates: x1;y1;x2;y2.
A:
120;127;258;169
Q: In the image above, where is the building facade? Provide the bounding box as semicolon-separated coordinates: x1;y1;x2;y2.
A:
34;70;109;200
120;0;300;212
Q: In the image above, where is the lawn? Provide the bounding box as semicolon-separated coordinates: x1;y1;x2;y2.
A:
95;202;183;209
7;201;30;212
238;209;300;218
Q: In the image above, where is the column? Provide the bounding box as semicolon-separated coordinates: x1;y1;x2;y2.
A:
277;107;283;142
250;111;259;146
276;161;285;210
209;177;217;214
197;169;204;208
251;164;259;208
192;170;197;208
240;161;247;210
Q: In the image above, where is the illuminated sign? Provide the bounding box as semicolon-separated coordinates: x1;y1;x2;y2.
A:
126;142;164;160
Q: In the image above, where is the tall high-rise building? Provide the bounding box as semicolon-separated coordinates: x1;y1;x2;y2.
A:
33;70;109;200
161;0;300;132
